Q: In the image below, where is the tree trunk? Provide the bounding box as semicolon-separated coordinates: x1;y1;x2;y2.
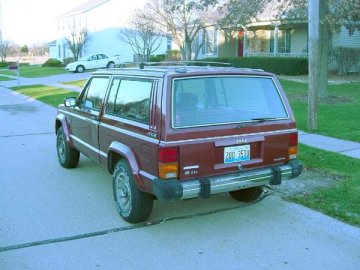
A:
180;44;186;60
184;38;192;60
318;0;329;101
308;0;320;131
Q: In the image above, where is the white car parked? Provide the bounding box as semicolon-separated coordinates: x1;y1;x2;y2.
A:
65;53;121;73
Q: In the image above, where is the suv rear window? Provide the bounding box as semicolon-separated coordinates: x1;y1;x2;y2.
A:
172;76;288;128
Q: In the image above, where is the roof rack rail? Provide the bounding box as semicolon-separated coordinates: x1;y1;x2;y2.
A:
125;61;232;69
110;62;265;73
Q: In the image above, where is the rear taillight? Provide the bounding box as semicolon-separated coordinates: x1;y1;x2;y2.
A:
288;132;298;160
158;147;179;179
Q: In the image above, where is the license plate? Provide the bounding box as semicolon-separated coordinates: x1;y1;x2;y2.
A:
224;145;250;163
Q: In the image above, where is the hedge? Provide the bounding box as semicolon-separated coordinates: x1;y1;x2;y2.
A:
150;54;166;62
42;58;64;67
199;57;308;75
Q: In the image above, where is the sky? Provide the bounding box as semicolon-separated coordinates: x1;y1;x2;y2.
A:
0;0;102;45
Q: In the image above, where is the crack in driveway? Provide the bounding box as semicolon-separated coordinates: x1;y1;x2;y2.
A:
0;104;38;114
0;132;54;138
0;193;271;253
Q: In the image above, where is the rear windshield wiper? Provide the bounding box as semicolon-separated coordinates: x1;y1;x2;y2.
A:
236;117;277;129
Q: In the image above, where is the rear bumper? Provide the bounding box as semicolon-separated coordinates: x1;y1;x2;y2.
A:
153;159;302;201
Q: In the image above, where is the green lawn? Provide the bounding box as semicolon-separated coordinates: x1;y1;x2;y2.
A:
281;80;360;142
294;144;360;226
0;65;67;78
0;75;14;81
63;79;87;88
281;79;360;226
11;84;78;107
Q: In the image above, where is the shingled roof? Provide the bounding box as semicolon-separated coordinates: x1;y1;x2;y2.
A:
58;0;110;18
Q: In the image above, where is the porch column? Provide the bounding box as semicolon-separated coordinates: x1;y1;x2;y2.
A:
243;28;247;56
274;24;279;56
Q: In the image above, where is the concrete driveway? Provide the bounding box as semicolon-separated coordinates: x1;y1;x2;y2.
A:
0;86;360;270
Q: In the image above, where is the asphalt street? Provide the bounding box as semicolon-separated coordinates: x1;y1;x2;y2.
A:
0;84;360;270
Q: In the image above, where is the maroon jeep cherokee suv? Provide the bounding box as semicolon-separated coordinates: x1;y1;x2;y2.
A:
55;65;302;223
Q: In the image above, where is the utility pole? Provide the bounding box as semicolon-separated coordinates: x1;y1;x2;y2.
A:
308;0;329;131
308;0;320;131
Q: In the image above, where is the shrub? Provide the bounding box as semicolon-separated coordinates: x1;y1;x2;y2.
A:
331;47;360;75
150;54;166;62
42;58;63;67
165;50;182;61
198;56;308;75
63;57;75;65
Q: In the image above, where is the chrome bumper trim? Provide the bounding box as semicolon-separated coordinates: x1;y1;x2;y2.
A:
181;165;293;200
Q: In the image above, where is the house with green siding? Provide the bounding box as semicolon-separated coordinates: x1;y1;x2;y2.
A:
197;2;359;73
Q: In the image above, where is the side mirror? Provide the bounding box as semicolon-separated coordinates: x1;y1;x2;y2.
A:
64;97;77;107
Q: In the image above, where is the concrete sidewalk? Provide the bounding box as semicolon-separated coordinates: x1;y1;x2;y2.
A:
299;131;360;159
0;72;90;92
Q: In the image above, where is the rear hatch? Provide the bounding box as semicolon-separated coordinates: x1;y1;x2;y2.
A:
160;73;298;181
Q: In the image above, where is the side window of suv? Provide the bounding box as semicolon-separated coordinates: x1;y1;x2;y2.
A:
79;77;109;112
106;78;153;124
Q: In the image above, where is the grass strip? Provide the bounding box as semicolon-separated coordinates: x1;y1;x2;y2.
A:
0;75;14;81
0;66;67;78
11;84;79;107
292;144;360;226
63;79;87;88
281;80;360;142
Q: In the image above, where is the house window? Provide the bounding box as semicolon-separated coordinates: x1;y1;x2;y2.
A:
201;29;218;56
270;29;291;53
248;30;268;52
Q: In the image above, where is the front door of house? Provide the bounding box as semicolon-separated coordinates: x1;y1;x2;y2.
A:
238;31;244;57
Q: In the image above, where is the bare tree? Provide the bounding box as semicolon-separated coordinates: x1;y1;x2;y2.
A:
275;0;359;88
119;17;163;62
0;40;11;62
276;0;360;35
65;28;89;61
217;0;269;31
29;43;49;56
275;0;308;20
327;0;360;36
137;0;219;60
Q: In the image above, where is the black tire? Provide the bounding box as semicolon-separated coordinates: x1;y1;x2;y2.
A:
76;65;85;73
106;61;115;69
56;127;80;169
113;159;154;223
229;186;263;202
